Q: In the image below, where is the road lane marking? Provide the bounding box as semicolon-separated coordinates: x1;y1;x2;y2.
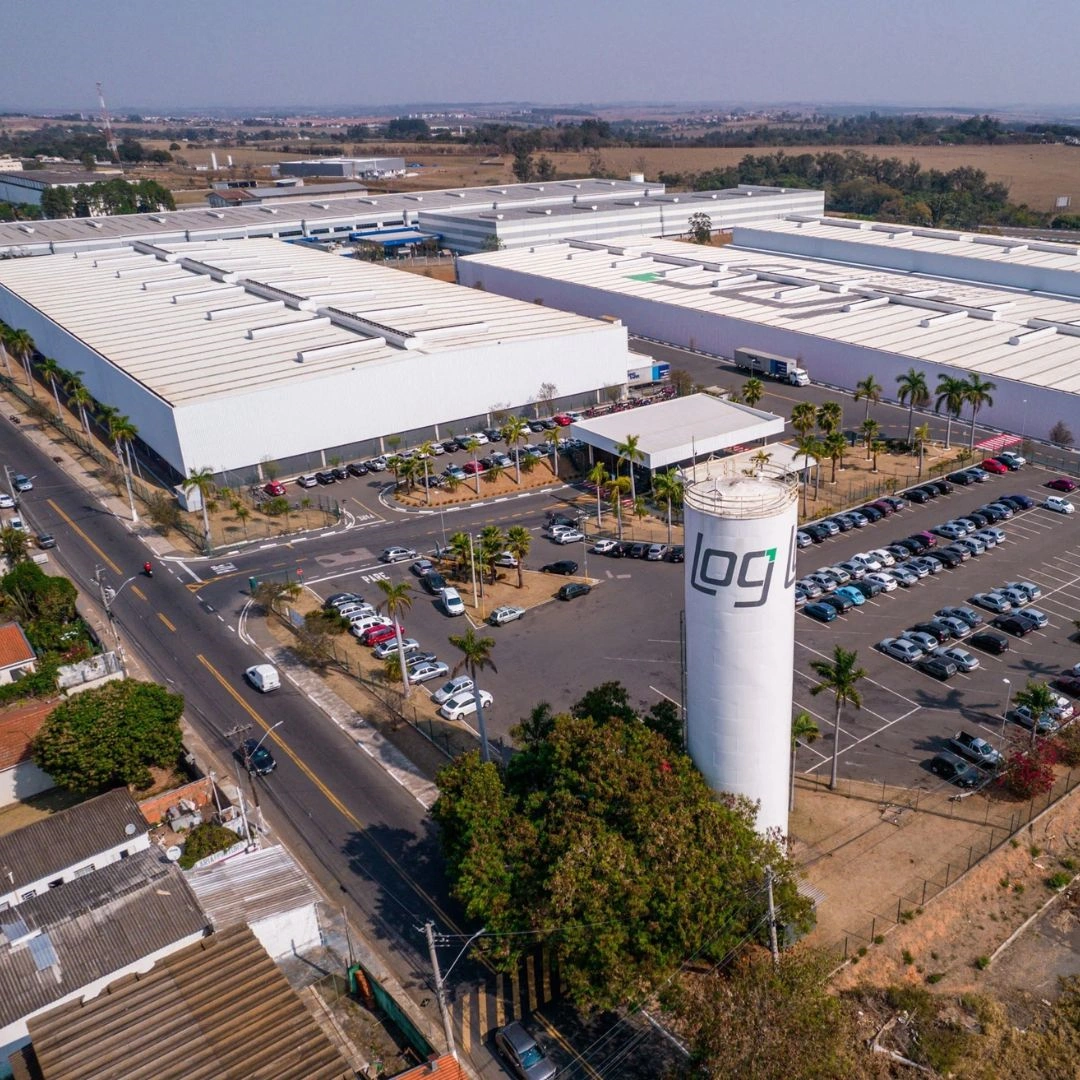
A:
132;585;146;601
47;499;120;573
157;612;176;632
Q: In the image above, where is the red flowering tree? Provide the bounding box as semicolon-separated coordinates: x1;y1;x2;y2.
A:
999;743;1056;799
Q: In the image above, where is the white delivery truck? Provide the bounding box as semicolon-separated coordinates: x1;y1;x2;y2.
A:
245;664;281;692
733;347;810;387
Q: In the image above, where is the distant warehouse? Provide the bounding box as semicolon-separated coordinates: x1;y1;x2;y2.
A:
458;235;1080;443
274;157;406;180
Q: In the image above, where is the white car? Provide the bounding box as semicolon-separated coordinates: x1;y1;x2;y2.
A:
466;431;489;445
438;689;493;722
868;548;896;568
553;529;585;545
1045;495;1076;514
878;637;924;663
380;546;419;563
592;539;618;554
349;614;393;637
6;517;25;532
409;660;450;685
432;676;473;704
0;493;13;509
372;637;419;660
12;474;32;492
1051;694;1075;722
851;552;883;572
864;572;898;592
933;645;979;672
999;450;1026;468
489;605;525;626
494;551;519;568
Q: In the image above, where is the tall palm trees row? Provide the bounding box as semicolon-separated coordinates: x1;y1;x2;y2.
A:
894;369;996;451
789;400;847;513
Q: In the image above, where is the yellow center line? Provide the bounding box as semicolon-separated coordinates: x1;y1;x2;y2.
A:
131;584;147;601
47;499;120;574
534;1012;603;1080
196;653;466;936
157;612;176;632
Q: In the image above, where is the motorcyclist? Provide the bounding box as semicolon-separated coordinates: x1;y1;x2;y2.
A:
143;561;153;577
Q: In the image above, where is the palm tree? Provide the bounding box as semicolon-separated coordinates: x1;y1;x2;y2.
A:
484;461;506;487
0;324;13;380
913;422;931;478
109;414;140;523
794;435;820;515
478;524;506;586
742;377;764;408
0;526;29;565
853;375;882;423
464;437;482;494
586;461;609;528
934;374;967;450
963;375;996;451
184;466;216;553
448;626;497;763
376;579;414;699
896;368;930;445
501;416;529;485
64;371;92;438
816;400;842;436
608;474;631;540
447;531;473;579
790;710;820;812
871;438;887;473
7;328;36;396
652;469;684;545
790;401;817;439
860;417;880;460
505;524;531;588
1014;679;1059;749
547;424;563;478
823;430;846;484
417;440;435;505
809;646;866;790
37;357;64;420
614;434;644;502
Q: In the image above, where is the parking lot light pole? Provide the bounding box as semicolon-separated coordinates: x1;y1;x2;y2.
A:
1000;678;1012;746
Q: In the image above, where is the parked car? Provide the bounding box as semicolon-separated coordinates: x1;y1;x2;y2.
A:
489;605;526;626
947;470;976;486
933;645;980;672
901;630;940;654
910;556;943;577
804;602;838;623
422;572;448;594
970;630;1010;655
836;560;867;580
880;496;907;512
936;615;971;639
558;582;591;601
878;637;924;663
0;493;13;509
1005;580;1042;601
797;577;824;599
1012;608;1049;631
263;480;286;496
381;546;419;563
937;606;984;629
372;637;418;660
440;587;466;616
1002;493;1034;510
972;592;1012;614
1047;476;1078;492
314;470;336;485
296;474;318;488
949;732;1002;768
1045;495;1076;514
591;539;618;554
930;752;981;788
408;661;450;685
926;548;962;569
493;1021;556;1080
821;592;855;614
870;499;896;517
411;558;435;577
905;487;931;504
859;505;883;523
432;676;474;704
646;544;668;561
541;560;578;575
11;474;32;492
666;545;685;563
241;738;276;776
35;532;56;549
852;578;883;600
917;655;958;680
956;536;987;558
966;467;990;483
836;585;866;607
888;565;919;587
981;458;1008;475
1053;674;1080;697
911;619;953;643
347;461;370;477
868;548;896;567
864;572;898;592
438;689;493;722
1011;705;1059;735
998;451;1026;468
326;592;363;609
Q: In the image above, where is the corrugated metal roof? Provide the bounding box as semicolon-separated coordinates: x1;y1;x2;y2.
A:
0;237;616;407
187;845;320;929
0;787;147;892
27;923;353;1080
464;235;1080;395
0;848;209;1028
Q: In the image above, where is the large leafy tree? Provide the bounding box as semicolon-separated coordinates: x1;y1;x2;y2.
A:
32;680;184;792
432;687;809;1010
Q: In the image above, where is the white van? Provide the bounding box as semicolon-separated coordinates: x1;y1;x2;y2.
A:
440;587;466;616
245;664;281;693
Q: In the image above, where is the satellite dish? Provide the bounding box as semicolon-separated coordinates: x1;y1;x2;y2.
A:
165;846;182;862
125;822;137;836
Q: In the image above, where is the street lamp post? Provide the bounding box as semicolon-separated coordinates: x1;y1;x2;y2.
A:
423;922;486;1059
1001;677;1012;746
248;720;284;760
95;569;139;675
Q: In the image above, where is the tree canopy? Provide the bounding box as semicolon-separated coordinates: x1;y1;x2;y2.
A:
33;679;184;792
432;683;810;1009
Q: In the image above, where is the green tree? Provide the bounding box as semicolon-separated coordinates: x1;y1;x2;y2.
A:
376;579;414;699
252;578;300;614
822;430;846;483
586;461;609;529
7;327;36;396
0;526;29;564
464;437;482;494
478;524;507;586
36;356;64;420
859;417;880;460
607;474;631;540
853;375;882;423
448;626;497;762
109;413;140;523
896;368;930;445
790;401;817;439
64;371;93;438
913;421;931;477
652;469;684;545
963;374;996;450
790;711;820;812
614;433;645;502
870;437;887;472
809;646;866;790
816;400;842;436
794;435;821;515
505;525;531;588
934;374;967;449
432;705;809;1010
686;211;713;243
742;377;764;408
184;466;216;554
1014;679;1059;749
501;416;529;485
32;680;184;792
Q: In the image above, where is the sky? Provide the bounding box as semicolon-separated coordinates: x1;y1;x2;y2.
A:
2;0;1078;113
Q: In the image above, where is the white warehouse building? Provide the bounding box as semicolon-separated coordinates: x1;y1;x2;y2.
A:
458;235;1080;443
419;185;825;254
0;238;633;483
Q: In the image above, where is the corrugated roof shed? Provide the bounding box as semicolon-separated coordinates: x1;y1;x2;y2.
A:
27;924;353;1080
0;787;147;893
187;844;320;929
0;848;209;1029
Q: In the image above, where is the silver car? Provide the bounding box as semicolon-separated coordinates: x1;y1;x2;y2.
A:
937;616;972;639
1004;580;1041;600
878;637;924;663
901;630;939;654
432;675;473;704
934;645;979;672
972;591;1012;613
489;605;526;626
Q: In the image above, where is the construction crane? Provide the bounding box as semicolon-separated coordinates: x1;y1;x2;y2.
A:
96;81;120;165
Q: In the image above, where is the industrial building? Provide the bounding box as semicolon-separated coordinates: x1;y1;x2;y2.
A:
0;238;634;484
683;466;799;837
0;167;120;208
275;156;407;179
205;181;368;208
459;235;1080;442
420;184;824;254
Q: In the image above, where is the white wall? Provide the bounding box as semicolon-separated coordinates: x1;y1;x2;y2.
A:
251;905;320;959
0;761;53;808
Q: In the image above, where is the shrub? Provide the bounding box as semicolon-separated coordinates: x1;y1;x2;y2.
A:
1053;726;1080;767
999;745;1056;799
1047;872;1072;890
857;945;867;957
1031;844;1043;857
178;822;240;869
975;956;990;970
926;972;944;984
873;934;885;945
902;949;914;965
1061;858;1077;872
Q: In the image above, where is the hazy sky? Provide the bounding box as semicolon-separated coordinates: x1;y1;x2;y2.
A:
2;0;1078;112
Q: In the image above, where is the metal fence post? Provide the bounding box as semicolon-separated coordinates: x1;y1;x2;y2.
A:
870;918;876;943
922;880;928;906
897;897;903;923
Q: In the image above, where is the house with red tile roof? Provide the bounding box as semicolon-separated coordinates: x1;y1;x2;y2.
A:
0;624;35;686
0;698;56;806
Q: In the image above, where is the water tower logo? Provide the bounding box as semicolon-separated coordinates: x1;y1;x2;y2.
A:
689;526;797;607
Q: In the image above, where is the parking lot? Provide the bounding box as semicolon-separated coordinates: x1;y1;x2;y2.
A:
792;468;1080;788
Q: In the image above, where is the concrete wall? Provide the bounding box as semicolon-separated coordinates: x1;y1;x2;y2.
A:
251;905;320;959
0;761;53;808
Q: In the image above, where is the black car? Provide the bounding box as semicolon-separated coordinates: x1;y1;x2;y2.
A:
241;738;276;775
628;543;648;559
947;470;976;486
528;420;546;433
347;461;369;477
905;487;930;504
607;541;632;558
441;439;460;454
879;496;907;512
911;620;952;643
965;510;991;528
992;614;1034;637
901;536;929;553
917;655;958;680
422;572;448;594
821;593;854;613
859;504;883;523
557;582;591;601
545;511;578;528
805;523;831;542
975;504;1004;523
315;470;336;485
928;479;954;495
916;485;940;499
886;543;913;561
483;428;502;442
970;630;1010;655
993;455;1020;471
927;548;962;569
665;545;685;563
1003;493;1034;510
542;560;579;575
853;578;883;599
929;751;980;787
331;466;349;481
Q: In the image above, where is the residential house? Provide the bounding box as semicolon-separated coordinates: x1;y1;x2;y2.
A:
0;700;56;807
0;625;35;686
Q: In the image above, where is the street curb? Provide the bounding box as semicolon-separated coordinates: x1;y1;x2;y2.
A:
381;484;564;515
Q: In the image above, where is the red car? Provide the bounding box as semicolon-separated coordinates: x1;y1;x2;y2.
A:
462;460;484;475
361;623;400;646
553;414;573;426
263;481;286;496
1047;476;1078;492
980;458;1008;475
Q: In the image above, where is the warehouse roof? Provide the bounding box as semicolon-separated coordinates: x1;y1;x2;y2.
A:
0;787;147;893
0;849;208;1029
27;924;353;1080
572;393;784;470
0;237;622;407
464;236;1080;395
0;177;656;253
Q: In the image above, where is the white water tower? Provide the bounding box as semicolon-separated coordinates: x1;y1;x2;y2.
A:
683;467;798;837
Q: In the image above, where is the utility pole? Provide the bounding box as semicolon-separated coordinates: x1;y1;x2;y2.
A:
765;867;780;966
424;921;456;1058
94;566;127;676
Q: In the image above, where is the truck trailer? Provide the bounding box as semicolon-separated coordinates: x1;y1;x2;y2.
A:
733;347;810;387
